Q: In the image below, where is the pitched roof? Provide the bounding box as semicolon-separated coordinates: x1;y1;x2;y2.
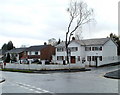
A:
26;45;48;51
0;49;8;55
56;38;112;47
77;38;110;46
56;42;65;47
7;48;26;54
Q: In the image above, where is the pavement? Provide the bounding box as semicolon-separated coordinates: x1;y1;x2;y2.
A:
104;69;120;79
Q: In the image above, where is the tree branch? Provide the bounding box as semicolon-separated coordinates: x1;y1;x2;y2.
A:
65;1;94;64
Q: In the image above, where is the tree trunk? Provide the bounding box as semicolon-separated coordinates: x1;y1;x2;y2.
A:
66;47;69;64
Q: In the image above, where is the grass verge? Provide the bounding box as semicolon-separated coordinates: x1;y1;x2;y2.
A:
0;68;90;73
0;68;33;73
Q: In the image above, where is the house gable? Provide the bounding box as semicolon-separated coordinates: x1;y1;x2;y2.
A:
103;38;118;47
102;39;117;57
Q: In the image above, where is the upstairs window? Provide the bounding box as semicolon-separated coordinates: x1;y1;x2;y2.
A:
95;47;99;51
85;47;91;51
69;47;78;52
57;48;64;52
92;47;102;51
35;51;38;55
99;47;102;51
28;51;39;55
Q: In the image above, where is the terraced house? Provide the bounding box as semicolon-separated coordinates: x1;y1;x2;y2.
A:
54;38;118;66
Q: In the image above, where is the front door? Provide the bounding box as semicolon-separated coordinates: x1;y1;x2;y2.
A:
71;56;76;63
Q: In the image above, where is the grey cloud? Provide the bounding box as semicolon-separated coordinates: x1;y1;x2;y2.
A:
0;28;47;41
96;23;117;32
0;0;118;48
0;18;32;26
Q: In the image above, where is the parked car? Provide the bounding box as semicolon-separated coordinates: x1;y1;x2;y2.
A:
37;60;42;64
11;60;17;63
32;59;39;63
21;59;29;64
45;60;50;65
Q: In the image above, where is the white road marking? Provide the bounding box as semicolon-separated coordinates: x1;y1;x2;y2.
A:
15;82;53;93
29;88;34;91
36;88;50;92
34;91;42;93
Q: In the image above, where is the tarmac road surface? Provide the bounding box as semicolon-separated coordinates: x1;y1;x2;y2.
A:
0;65;119;93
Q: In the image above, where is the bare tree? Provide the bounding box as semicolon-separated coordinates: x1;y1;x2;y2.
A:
65;0;94;64
75;26;83;40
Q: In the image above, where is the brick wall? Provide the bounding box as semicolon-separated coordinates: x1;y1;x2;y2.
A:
40;45;55;61
21;45;55;61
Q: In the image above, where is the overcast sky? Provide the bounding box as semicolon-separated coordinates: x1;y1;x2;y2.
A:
0;0;119;48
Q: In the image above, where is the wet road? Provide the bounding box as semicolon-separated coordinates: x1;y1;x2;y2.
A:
0;65;119;93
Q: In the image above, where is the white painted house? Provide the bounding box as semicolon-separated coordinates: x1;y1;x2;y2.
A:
53;38;118;66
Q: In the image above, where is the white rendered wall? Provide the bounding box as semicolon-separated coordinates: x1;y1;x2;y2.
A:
103;40;117;57
85;46;103;56
55;42;83;64
84;45;102;66
69;42;81;56
54;39;118;66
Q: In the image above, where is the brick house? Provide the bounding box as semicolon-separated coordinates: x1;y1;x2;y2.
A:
22;45;55;61
6;48;26;61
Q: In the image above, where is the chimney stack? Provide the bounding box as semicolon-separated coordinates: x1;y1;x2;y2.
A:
44;42;47;45
72;37;75;40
